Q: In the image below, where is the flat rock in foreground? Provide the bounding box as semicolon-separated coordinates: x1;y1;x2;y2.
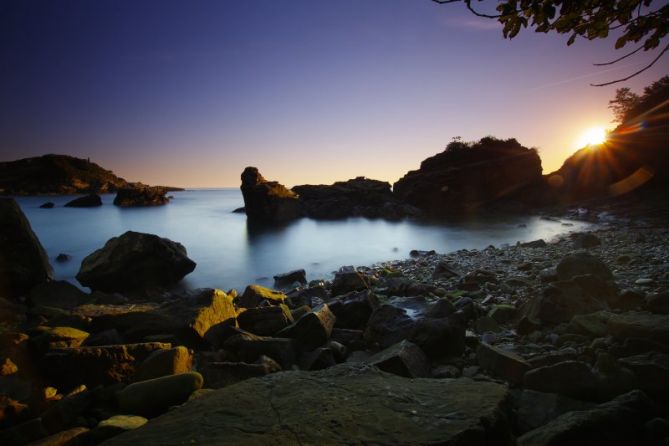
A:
103;364;511;446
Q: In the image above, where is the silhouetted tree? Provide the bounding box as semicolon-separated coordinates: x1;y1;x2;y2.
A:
433;1;668;86
609;75;669;123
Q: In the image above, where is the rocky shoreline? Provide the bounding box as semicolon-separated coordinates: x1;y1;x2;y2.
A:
1;196;669;445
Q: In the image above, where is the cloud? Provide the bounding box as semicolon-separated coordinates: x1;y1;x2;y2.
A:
439;16;501;31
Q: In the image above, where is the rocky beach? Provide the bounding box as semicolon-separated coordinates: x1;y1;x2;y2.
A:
1;188;669;445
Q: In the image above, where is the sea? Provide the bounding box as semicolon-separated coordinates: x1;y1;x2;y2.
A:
15;189;591;292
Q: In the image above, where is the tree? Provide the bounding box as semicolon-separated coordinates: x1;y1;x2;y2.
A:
433;1;669;86
608;87;640;123
609;75;669;123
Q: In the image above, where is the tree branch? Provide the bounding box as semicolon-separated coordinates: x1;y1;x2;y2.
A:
591;42;669;86
593;45;644;66
431;0;501;19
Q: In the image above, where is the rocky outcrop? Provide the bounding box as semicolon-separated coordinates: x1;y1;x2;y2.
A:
0;198;53;298
76;231;196;292
63;194;102;207
103;364;512;446
293;176;419;220
113;185;169;207
240;167;302;224
393;137;543;216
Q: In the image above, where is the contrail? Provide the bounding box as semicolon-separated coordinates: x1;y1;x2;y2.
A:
529;62;639;91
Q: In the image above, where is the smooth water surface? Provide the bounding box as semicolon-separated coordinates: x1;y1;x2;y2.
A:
16;189;590;291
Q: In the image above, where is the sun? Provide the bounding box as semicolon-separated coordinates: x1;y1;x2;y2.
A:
577;126;608;148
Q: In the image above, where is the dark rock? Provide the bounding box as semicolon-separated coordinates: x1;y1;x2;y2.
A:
327;289;378;329
477;342;531;384
286;285;326;308
410;249;436;257
612;289;646;311
82;328;123;346
527;278;609;325
331;268;369;297
517;390;658;446
133;346;193;382
521;239;547;248
556;252;613;282
31;326;90;352
273;269;307;288
330;328;365;350
573;232;602;249
29;427;89;445
646;291;669;314
524;361;599;400
237;284;287;308
223;332;296;369
425;298;456;318
364;304;416;350
55;253;70;263
76;231;196;292
298;347;337;371
568;311;612;337
367;340;430;378
277;304;335;352
0;417;49;445
488;304;517;324
618;352;669;399
200;358;281;388
117;372;203;417
393;137;543;216
0;198;53;298
39;202;55;209
102;364;512;446
41;342;171;389
83;415;147;444
513;389;596;434
607;312;669;344
410;316;465;358
240;167;302;223
237;305;293;336
113;185;169;207
28;281;88;309
40;389;94;436
232;207;245;213
432;260;461;279
64;194;102;207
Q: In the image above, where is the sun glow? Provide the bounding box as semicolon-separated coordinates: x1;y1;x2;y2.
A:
577;126;608;148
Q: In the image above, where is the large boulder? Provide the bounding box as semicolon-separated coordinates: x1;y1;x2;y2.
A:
64;194;102;207
393;137;543;216
117;372;203;417
0;198;53;298
240;167;302;224
113;185;169;207
103;364;512;446
76;231;196;292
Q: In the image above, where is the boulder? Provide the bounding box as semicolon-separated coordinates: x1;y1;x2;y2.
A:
237;305;293;336
28;427;89;446
200;358;281;388
0;198;53;298
31;326;90;351
240;167;302;224
521;239;547;248
64;194;102;207
367;340;430;378
76;231;196;292
83;415;147;444
517;390;658;446
393;137;543;216
133;346;193;382
273;269;306;288
572;233;602;249
646;291;669;314
607;311;669;344
103;364;512;446
39;202;55;209
28;281;88;309
477;342;532;384
327;289;378;329
618;352;669;399
41;342;171;389
524;361;600;400
223;332;296;369
526;277;609;325
113;185;169;207
409;316;465;358
364;304;416;350
117;372;203;417
556;252;613;282
432;260;461;279
236;284;287;308
513;389;596;434
331;268;369;297
277;304;335;351
298;347;337;371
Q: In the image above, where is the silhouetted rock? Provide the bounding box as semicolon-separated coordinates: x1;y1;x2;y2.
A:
240;167;302;224
113;185;169;207
393;137;543;216
39;202;54;209
64;194;102;207
272;269;306;288
76;231;196;292
0;198;53;298
55;253;71;263
293;176;419;220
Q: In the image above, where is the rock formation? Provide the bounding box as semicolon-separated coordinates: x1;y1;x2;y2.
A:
113;185;169;207
393;137;543;216
240;167;302;224
64;194;102;207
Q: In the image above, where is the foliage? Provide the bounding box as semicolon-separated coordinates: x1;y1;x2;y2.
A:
433;0;669;85
609;75;669;123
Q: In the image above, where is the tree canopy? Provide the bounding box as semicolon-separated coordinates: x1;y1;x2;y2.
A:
433;0;669;86
608;75;669;123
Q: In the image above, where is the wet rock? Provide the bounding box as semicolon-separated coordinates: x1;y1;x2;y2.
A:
28;281;88;309
0;198;53;298
367;340;429;378
477;342;531;384
556;252;613;282
236;284;287;308
327;289;378;329
645;291;669;314
237;305;293;336
64;194;102;207
42;342;171;389
113;185;169;207
513;389;596;434
410;316;466;358
240;167;302;224
517;390;658;446
133;346;193;382
277;304;335;351
223;332;296;369
364;304;416;350
273;269;306;288
117;372;203;417
76;231;196;292
331;268;369;297
103;364;512;446
524;361;599;400
39;202;55;209
607;312;669;344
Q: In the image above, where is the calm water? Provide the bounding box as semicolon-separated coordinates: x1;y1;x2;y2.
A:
16;189;590;292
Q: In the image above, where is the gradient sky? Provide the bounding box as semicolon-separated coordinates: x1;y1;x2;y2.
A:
1;0;666;187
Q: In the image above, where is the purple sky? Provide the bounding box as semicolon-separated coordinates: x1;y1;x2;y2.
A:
1;0;666;187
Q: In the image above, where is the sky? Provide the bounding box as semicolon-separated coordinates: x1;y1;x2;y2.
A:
1;0;666;188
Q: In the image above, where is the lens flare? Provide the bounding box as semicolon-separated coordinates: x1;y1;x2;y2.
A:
577;127;607;148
